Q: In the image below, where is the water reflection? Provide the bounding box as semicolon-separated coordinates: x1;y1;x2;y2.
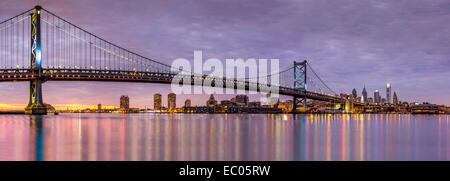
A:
0;113;448;161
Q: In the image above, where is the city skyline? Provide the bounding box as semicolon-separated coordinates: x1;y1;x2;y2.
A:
1;0;450;108
0;81;444;111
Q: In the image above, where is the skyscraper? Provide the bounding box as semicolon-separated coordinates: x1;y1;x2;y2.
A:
168;93;176;111
352;88;357;99
362;85;368;103
386;83;391;104
120;95;129;110
154;93;162;110
393;91;398;105
374;90;380;104
185;99;191;107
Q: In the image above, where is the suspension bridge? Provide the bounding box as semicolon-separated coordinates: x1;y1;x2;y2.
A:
0;6;347;115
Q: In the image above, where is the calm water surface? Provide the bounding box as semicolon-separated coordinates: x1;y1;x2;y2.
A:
0;113;449;161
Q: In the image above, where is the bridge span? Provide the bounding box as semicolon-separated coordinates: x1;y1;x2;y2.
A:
0;6;344;114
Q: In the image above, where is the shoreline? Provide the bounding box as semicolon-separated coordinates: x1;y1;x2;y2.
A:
0;111;448;115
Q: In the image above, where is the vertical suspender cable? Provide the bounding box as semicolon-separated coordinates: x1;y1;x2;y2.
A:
22;15;24;68
63;22;66;68
89;34;91;69
94;37;97;69
46;13;49;68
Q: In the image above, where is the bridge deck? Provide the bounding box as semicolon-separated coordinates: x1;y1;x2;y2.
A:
0;68;344;103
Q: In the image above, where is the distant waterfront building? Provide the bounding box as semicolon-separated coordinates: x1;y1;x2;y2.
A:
154;93;162;110
352;88;357;99
235;95;249;107
185;99;191;108
368;98;373;104
168;93;176;111
206;94;218;107
393;91;398;105
120;95;129;110
220;100;234;107
374;90;381;104
279;100;294;112
386;83;391;104
44;103;56;113
231;97;237;105
98;104;102;111
362;85;368;103
264;93;279;107
248;101;261;108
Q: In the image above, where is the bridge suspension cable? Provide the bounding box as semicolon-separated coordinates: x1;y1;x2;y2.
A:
242;66;294;80
39;8;174;73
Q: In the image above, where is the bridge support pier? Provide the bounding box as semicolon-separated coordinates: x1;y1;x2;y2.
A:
293;96;307;113
25;79;46;115
25;6;46;115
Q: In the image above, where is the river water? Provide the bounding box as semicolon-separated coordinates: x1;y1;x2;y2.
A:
0;113;448;161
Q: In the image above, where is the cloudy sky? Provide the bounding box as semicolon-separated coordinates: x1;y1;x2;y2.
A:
0;0;449;108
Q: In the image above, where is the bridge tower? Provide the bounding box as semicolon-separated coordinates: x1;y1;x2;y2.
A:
293;60;307;113
25;6;47;115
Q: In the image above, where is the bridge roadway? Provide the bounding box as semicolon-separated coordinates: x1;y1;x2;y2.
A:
0;68;344;103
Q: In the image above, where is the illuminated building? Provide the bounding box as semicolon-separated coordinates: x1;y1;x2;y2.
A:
206;94;218;107
220;100;234;107
278;100;293;112
386;83;391;104
264;93;279;107
185;99;191;107
393;91;398;105
231;98;237;105
248;101;261;108
154;93;162;110
235;95;249;107
120;95;129;110
98;104;102;111
345;95;354;113
352;88;357;99
362;85;368;103
374;90;381;105
168;93;176;111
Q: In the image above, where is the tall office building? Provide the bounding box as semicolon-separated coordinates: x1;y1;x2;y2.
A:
386;83;391;104
120;95;129;110
362;85;368;103
185;99;191;107
374;90;381;104
154;93;162;110
168;93;176;111
393;91;398;105
352;88;357;99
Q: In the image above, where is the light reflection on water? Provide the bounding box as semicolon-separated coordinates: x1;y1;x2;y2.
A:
0;113;448;161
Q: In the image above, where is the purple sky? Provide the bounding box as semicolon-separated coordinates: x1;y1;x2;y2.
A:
0;0;450;108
